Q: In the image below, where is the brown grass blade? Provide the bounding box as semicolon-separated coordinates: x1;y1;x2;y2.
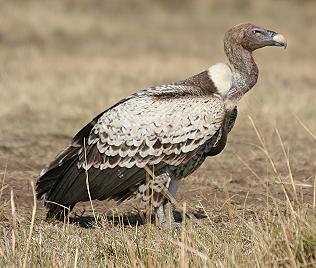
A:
22;181;37;268
10;189;16;258
294;114;316;142
83;138;97;225
275;128;297;201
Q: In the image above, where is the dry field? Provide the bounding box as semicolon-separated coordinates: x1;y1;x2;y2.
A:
0;0;316;267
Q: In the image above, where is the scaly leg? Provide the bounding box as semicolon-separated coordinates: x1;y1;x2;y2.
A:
137;171;182;226
155;203;165;225
155;178;181;226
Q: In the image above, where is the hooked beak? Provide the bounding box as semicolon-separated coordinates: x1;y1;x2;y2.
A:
270;31;287;49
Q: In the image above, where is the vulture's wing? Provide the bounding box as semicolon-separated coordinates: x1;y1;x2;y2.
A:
83;86;226;169
37;84;226;215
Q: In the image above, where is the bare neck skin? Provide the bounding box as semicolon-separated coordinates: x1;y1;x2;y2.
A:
225;43;259;103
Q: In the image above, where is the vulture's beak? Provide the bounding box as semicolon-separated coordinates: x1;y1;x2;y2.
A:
270;32;287;49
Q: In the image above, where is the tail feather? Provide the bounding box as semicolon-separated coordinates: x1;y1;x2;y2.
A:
36;156;76;198
37;150;150;220
36;111;107;219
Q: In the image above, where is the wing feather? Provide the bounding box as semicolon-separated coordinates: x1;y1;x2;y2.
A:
79;85;226;170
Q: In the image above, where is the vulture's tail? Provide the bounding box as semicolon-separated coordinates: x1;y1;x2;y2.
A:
36;111;105;219
36;143;149;220
36;145;81;219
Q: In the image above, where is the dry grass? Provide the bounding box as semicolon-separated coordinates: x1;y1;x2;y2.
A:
0;0;316;267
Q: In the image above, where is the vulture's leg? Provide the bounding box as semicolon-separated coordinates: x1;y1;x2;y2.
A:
155;178;181;227
138;172;169;225
138;172;180;226
155;203;166;225
164;178;181;225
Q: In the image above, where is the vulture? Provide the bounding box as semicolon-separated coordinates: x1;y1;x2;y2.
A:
36;23;287;225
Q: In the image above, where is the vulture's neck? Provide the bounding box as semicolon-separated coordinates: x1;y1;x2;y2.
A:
225;44;258;102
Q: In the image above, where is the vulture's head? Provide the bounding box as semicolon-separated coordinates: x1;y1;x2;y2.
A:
224;23;287;52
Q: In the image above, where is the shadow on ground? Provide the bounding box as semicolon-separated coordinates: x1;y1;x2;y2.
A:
53;210;208;228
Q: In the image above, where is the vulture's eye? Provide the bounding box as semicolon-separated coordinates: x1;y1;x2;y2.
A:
252;30;263;35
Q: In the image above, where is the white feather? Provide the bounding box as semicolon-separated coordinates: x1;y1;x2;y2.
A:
207;63;232;96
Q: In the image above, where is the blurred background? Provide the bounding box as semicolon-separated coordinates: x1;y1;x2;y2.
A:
0;0;315;210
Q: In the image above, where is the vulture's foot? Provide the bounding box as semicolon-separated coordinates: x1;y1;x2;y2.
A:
155;202;181;228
